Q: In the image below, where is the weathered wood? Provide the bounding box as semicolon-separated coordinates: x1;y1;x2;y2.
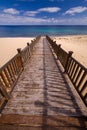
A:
4;68;12;85
17;48;24;69
74;67;82;87
0;71;10;89
0;81;9;112
46;35;87;107
27;42;31;57
0;82;9;100
0;115;87;129
0;35;41;111
71;64;78;81
64;51;73;72
0;37;87;129
77;71;86;89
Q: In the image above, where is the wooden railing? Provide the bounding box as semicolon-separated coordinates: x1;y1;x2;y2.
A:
46;35;87;107
0;35;41;111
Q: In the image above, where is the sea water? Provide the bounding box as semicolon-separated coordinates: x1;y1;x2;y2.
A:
0;25;87;37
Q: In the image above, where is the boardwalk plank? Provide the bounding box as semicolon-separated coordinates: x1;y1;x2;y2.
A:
0;37;87;129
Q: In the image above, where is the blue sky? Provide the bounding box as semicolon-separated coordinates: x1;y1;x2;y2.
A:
0;0;87;25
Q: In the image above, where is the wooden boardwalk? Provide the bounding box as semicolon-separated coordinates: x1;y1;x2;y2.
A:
0;37;87;130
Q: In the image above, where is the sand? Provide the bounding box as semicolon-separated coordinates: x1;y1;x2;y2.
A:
0;35;87;68
0;37;34;67
52;35;87;68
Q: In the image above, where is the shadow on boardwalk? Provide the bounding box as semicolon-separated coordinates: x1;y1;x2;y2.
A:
0;37;87;130
35;38;87;130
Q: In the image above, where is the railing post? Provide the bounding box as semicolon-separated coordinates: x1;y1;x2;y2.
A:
27;42;31;57
53;41;56;46
17;48;22;54
17;48;24;69
27;42;29;47
57;44;61;59
64;51;73;73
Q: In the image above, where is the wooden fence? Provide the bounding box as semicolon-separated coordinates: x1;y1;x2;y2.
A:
46;35;87;107
0;35;41;111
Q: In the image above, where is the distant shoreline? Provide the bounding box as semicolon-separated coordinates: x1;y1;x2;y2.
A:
0;25;87;37
0;34;87;38
0;25;87;26
0;34;87;37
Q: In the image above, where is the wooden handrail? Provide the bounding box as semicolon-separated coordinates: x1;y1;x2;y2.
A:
46;35;87;107
0;35;41;112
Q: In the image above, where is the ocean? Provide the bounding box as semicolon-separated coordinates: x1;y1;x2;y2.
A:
0;25;87;37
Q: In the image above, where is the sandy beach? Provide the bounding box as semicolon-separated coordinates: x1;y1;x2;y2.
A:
0;37;34;67
52;35;87;68
0;35;87;68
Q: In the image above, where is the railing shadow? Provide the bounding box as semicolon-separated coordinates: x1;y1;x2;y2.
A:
46;35;87;107
35;38;87;130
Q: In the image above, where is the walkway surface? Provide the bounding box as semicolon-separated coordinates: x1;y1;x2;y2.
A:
0;37;87;130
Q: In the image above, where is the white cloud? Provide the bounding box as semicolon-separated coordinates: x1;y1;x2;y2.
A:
3;8;20;15
0;6;87;25
64;6;87;15
0;12;87;25
47;17;87;25
38;7;61;13
24;11;38;16
24;7;61;16
0;13;46;25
